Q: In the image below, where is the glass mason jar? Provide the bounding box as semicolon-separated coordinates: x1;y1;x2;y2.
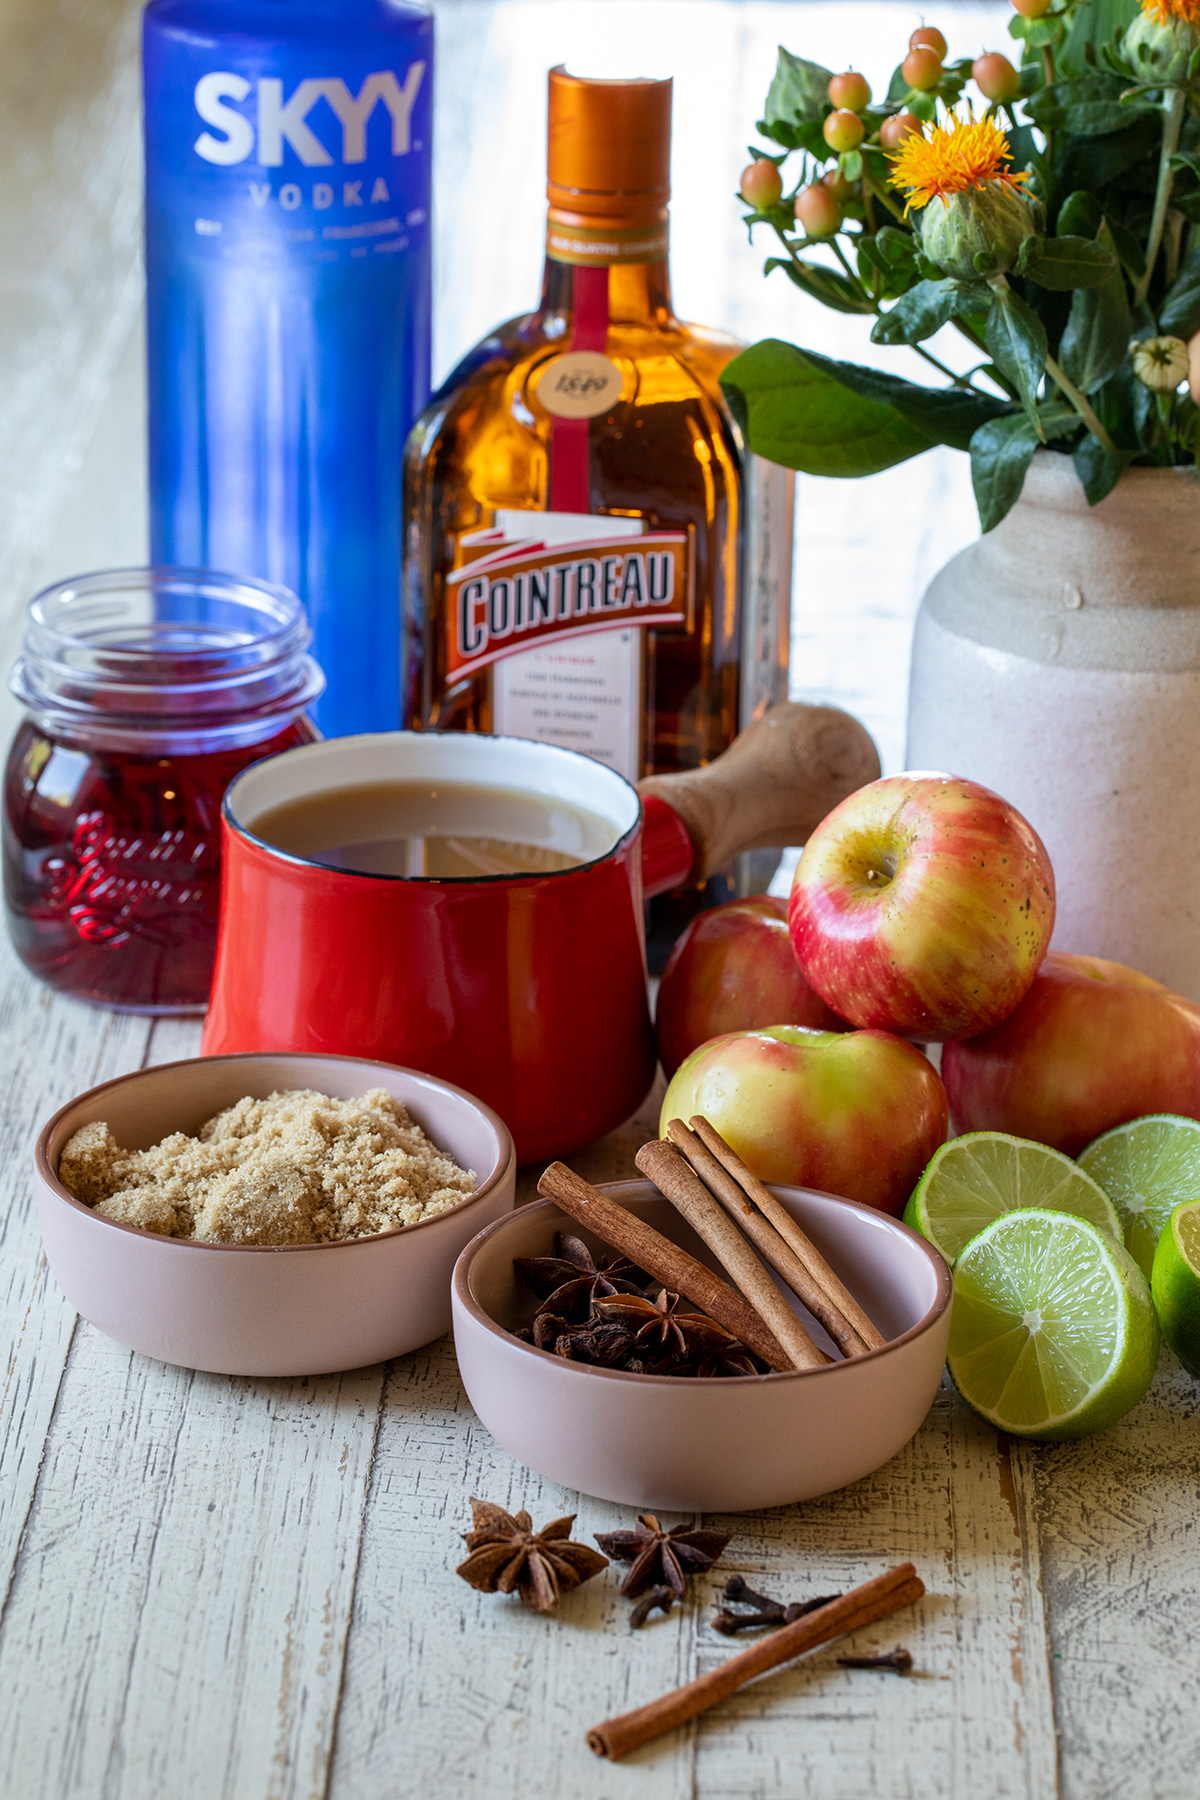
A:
4;567;323;1013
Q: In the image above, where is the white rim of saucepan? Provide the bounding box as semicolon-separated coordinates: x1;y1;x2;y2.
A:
222;730;645;886
35;1052;516;1254
453;1179;953;1385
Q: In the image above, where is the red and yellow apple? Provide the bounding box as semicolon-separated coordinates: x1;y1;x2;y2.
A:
788;773;1055;1040
943;952;1200;1154
655;895;848;1079
659;1024;948;1215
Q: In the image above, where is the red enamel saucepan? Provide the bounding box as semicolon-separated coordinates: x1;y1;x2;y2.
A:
202;703;878;1161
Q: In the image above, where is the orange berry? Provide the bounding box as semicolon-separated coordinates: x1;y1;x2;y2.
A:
973;51;1022;101
828;70;872;111
902;45;944;90
880;111;921;150
1010;0;1053;16
909;26;949;57
821;167;856;202
739;160;784;208
794;183;841;238
823;108;866;153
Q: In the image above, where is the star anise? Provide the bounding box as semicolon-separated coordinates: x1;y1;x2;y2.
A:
594;1290;747;1365
515;1234;647;1324
594;1513;731;1598
456;1498;609;1614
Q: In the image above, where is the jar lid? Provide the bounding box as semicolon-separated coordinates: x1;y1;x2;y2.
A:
10;566;325;755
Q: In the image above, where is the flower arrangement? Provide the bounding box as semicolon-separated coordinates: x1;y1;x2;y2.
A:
720;0;1200;527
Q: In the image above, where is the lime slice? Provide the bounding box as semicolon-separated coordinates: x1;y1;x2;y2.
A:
1151;1199;1200;1377
1078;1114;1200;1280
904;1132;1120;1265
948;1209;1160;1440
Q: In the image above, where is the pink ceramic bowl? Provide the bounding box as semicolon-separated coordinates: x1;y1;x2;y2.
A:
36;1052;516;1376
452;1180;951;1512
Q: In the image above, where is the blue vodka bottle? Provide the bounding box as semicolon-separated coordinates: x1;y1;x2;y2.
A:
143;0;432;737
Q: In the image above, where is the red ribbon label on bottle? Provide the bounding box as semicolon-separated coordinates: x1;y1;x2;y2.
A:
445;527;690;682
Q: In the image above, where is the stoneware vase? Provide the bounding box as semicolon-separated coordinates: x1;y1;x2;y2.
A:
907;451;1200;1002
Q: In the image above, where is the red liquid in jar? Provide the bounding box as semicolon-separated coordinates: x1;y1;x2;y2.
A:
3;717;315;1011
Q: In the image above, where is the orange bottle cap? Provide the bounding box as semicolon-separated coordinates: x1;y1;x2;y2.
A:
547;66;672;214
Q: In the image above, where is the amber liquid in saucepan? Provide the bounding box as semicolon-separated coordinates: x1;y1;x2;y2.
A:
249;780;618;878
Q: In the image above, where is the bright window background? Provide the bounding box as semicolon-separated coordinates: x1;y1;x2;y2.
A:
0;0;1011;772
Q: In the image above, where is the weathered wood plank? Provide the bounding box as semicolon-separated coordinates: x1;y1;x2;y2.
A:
688;1388;1057;1800
1032;1358;1200;1800
328;1333;697;1800
0;967;153;1619
0;1327;384;1800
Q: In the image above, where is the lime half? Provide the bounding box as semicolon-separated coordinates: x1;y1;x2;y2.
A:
904;1132;1120;1265
1078;1114;1200;1280
948;1209;1160;1440
1151;1199;1200;1377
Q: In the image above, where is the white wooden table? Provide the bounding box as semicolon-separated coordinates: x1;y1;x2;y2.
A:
1;4;1197;1795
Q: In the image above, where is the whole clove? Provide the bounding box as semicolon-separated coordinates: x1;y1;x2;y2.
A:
712;1573;843;1635
836;1647;914;1673
587;1565;925;1760
629;1585;676;1629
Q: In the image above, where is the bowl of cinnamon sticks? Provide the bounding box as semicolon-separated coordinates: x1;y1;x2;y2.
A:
451;1118;952;1511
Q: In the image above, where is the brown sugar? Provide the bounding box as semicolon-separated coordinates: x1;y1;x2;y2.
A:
58;1088;477;1246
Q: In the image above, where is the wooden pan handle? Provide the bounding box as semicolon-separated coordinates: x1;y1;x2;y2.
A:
637;701;880;882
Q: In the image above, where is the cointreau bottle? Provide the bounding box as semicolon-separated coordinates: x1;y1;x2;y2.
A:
402;65;789;791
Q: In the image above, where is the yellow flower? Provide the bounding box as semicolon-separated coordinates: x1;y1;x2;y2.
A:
889;114;1030;214
1139;0;1200;26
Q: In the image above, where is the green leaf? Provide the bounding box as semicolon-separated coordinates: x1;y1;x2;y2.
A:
986;285;1048;418
1037;402;1088;442
1104;217;1146;282
1026;73;1154;137
802;352;1011;450
1160;244;1200;339
1058;224;1134;393
1060;0;1140;79
1025;15;1068;47
763;255;875;315
762;47;834;136
719;340;1012;478
856;228;919;301
1058;114;1162;191
969;413;1041;532
841;149;863;183
870;279;971;345
1056;190;1103;238
1073;434;1135;503
1021;235;1119;290
719;338;933;477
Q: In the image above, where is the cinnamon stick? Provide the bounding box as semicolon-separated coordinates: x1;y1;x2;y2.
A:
666;1119;869;1359
689;1116;887;1353
635;1139;829;1372
536;1162;792;1372
587;1563;925;1759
